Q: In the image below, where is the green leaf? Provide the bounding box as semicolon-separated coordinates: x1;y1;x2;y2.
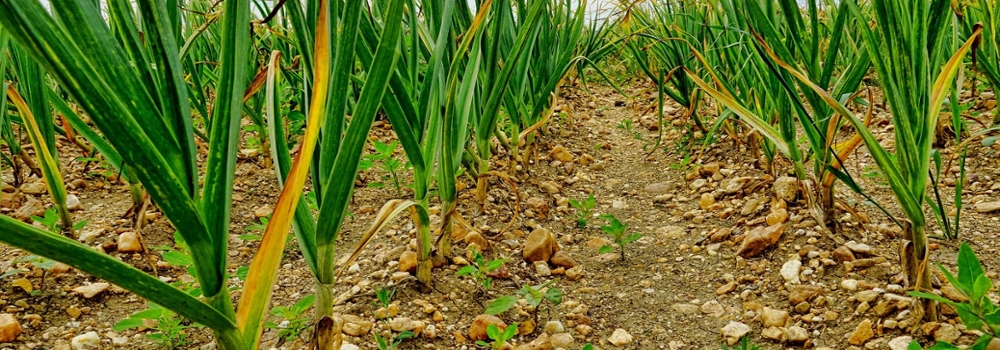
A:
486;324;500;340
485;259;506;272
599;246;613;254
973;274;993;305
113;318;145;332
544;287;563;305
958;243;985;292
909;291;957;306
292;294;316;315
501;322;518;340
956;304;985;331
928;341;960;349
456;265;477;277
162;251;193;267
622;233;643;245
485;295;519;315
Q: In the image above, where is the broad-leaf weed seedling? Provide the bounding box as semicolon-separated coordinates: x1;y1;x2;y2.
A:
364;140;407;196
909;243;1000;349
598;214;642;261
239;216;269;241
475;323;518;350
31;207;87;234
456;250;506;291
265;294;315;344
485;280;563;323
568;194;596;228
115;304;193;349
374;286;415;350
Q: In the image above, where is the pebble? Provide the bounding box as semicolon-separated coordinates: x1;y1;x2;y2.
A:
974;200;1000;213
20;182;47;195
643;182;675;194
117;232;143;253
844;241;873;255
539;181;562;194
832;246;856;262
780;259;802;283
565;266;584;281
72;283;110;299
534;261;552;277
847;318;874;345
737;223;785;258
720;321;750;346
523;228;559;263
690;179;707;190
66;194;83;211
699;194;715;210
550;332;574;348
888;336;913;350
934;323;960;343
841;279;860;291
672;303;700;314
762;307;789;327
0;314;22;342
772;177;798;201
253;206;272;218
788;285;823;305
469;314;506;341
700;300;725;317
550;251;578;269
784;326;809;343
70;331;100;349
608;328;633;346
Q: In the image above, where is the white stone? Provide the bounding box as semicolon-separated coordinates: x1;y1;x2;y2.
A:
888;336;914;350
71;331;101;349
780;259;802;284
721;321;751;346
841;279;860;291
66;194;83;211
608;328;633;346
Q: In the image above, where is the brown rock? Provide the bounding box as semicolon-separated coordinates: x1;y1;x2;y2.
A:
117;232;143;253
526;197;550;219
253;205;272;218
469;314;507;341
716;281;737;295
832;246;856;263
0;314;21;342
699;194;715;210
761;307;789;327
20;181;47;195
450;222;469;241
566;266;584;281
737;224;785;258
72;283;109;299
765;208;788;225
523;228;559;263
848;319;874;345
464;232;489;249
788;285;823;305
527;333;551;350
549;146;574;163
398;251;418;273
13;197;44;221
539;181;562;194
550;251;578;269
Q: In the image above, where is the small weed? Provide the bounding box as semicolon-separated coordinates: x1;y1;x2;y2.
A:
475;323;518;350
568;194;596;228
115;304;192;349
373;286;414;350
721;336;762;350
597;214;642;261
365;140;406;196
456;250;505;291
485;280;562;327
265;294;315;344
239;216;269;241
30;207;87;233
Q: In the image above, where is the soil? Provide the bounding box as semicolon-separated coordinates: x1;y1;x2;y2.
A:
2;80;1000;350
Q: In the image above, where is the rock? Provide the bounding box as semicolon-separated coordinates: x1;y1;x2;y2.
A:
780;259;802;284
794;301;811;314
549;146;574;163
720;321;751;346
72;283;110;299
117;232;143;253
13;197;44;220
608;328;633;346
526;333;551;350
539;181;561;194
788;285;823;305
543;321;565;334
342;319;373;337
848;319;874;345
550;333;574;348
66;305;81;319
523;228;559;263
772;177;798;201
71;331;100;349
766;208;788;225
643;182;675;194
465;231;489;249
934;323;960;344
0;314;21;342
389;317;425;334
565;266;584;281
888;336;914;350
987;338;1000;350
737;224;785;258
20;181;47;194
658;225;686;239
526;197;550;219
700;300;725;317
761;326;784;341
841;279;860;291
716;281;737;295
519;319;536;335
844;241;873;255
975;201;1000;213
855;290;880;303
784;326;809;343
741;196;768;216
534;261;552;277
469;315;506;341
451;222;469;241
724;177;752;194
340;343;360;350
672;303;700;314
398;251;418;273
690;179;707;190
699;194;715;210
253;205;271;218
66;194;83;211
941;284;969;302
550;251;578;269
761;307;789;327
832;246;856;262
